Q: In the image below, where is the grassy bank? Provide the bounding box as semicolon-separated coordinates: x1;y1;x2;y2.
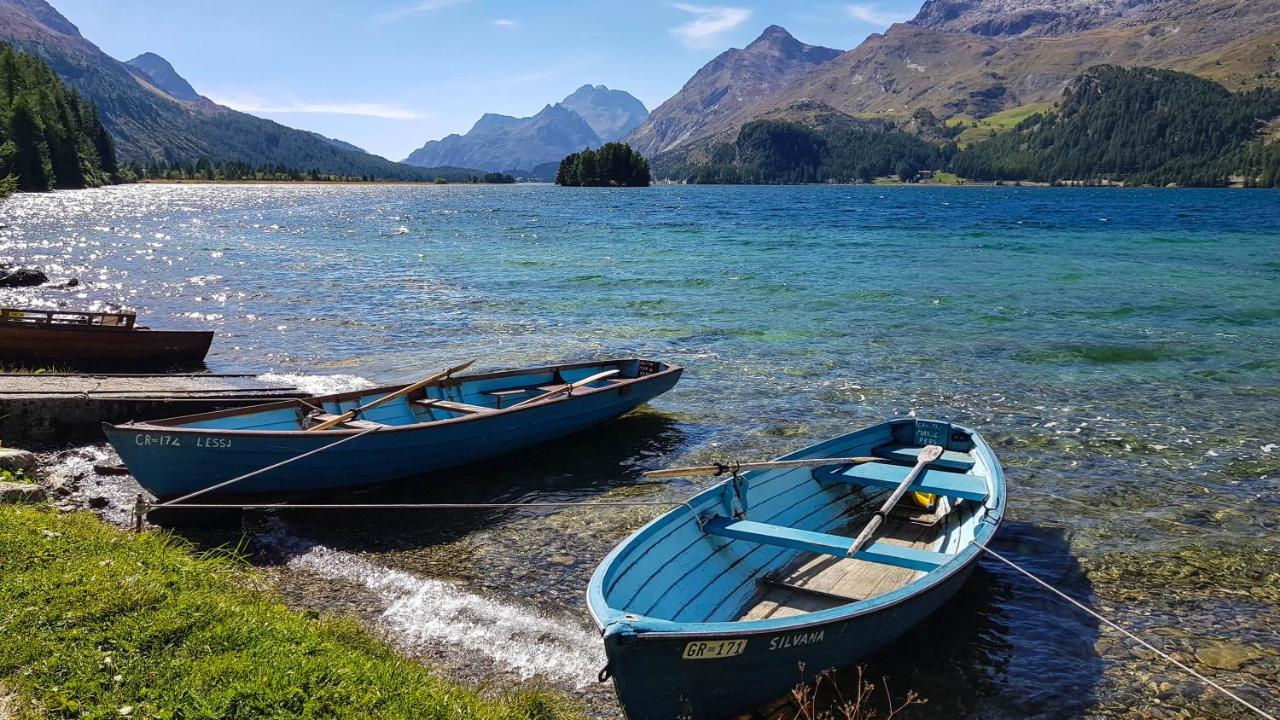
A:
0;506;579;720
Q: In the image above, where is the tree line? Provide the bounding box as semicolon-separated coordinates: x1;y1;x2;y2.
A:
122;159;518;184
657;119;949;184
0;43;118;196
556;142;650;186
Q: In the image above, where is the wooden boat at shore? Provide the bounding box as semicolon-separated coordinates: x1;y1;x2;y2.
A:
587;418;1004;720
0;307;213;370
104;358;682;499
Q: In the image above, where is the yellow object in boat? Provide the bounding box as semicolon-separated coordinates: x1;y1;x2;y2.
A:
911;491;937;510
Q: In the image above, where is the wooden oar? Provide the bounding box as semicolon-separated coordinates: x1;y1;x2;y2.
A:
508;369;619;409
307;359;476;432
847;444;943;557
643;456;884;479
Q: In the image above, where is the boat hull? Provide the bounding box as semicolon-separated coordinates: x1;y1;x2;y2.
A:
603;560;977;719
587;419;1004;720
0;324;212;370
104;364;681;498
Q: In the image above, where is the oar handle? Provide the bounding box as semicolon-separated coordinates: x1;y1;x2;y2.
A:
847;444;943;557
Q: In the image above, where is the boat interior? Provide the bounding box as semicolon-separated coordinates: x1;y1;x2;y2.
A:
158;359;663;431
599;420;999;625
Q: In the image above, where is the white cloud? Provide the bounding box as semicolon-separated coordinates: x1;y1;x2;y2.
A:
373;0;473;24
492;18;517;27
845;3;912;27
670;3;752;49
207;94;429;120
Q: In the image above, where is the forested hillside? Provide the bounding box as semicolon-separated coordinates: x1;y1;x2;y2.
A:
657;119;947;184
950;66;1280;186
0;42;116;196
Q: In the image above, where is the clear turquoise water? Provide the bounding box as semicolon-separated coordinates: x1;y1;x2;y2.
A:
3;184;1278;717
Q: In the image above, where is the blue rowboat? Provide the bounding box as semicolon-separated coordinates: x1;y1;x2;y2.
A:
587;418;1004;719
104;358;681;499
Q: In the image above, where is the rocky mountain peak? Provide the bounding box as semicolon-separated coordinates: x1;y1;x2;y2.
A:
909;0;1165;37
560;84;649;141
744;24;843;63
125;51;200;101
0;0;82;37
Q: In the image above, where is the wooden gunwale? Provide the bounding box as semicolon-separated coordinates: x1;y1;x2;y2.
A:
119;359;681;436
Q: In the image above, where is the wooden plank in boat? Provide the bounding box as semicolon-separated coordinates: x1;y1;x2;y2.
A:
819;462;988;501
873;444;975;471
311;414;385;430
411;399;495;414
702;517;952;572
739;514;948;621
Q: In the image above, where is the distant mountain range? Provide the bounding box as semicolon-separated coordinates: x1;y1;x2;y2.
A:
0;0;1276;186
402;85;648;173
634;0;1280;170
0;0;463;180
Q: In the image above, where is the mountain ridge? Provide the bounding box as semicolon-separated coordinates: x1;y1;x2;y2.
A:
402;85;648;173
623;25;843;157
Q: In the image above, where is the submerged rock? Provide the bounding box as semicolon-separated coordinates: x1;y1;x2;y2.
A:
0;267;49;287
1194;640;1267;671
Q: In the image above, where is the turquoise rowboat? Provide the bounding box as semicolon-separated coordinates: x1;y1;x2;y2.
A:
103;358;681;499
587;419;1004;719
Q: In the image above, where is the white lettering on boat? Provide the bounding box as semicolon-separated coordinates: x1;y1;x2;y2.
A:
134;434;182;447
196;437;232;448
681;638;747;660
768;630;825;651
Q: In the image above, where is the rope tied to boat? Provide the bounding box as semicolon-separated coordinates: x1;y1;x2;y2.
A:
973;541;1276;720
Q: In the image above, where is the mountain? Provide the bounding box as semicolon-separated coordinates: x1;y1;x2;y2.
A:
772;0;1280;123
404;103;602;172
402;85;648;173
623;26;842;157
124;51;198;101
559;84;649;141
0;0;457;179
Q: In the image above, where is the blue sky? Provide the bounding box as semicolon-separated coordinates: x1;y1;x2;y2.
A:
51;0;923;161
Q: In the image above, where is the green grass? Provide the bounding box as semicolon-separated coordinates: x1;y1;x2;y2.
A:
950;103;1054;146
0;468;34;484
0;506;581;720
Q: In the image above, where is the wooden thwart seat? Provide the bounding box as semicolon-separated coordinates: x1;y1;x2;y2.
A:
703;517;952;572
311;413;385;430
412;399;495;414
815;460;989;501
872;444;975;471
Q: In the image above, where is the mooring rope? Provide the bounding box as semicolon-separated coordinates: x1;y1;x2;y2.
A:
974;542;1276;720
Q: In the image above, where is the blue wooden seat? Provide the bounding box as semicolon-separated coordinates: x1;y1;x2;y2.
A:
702;517;952;572
872;444;974;471
814;460;989;502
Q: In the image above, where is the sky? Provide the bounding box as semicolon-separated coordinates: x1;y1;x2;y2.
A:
50;0;924;161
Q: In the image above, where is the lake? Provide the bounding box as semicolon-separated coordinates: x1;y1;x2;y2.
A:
3;183;1278;718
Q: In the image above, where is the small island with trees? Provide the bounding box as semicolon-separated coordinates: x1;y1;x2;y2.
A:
556;142;650;186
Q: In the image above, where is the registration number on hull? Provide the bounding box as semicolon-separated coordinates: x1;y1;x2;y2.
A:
682;639;747;660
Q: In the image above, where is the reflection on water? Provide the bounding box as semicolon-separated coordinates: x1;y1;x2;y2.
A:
10;184;1280;717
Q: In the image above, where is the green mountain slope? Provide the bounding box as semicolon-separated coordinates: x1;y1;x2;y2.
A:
950;66;1280;185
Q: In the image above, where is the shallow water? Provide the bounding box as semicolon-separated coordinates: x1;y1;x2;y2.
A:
5;184;1279;718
